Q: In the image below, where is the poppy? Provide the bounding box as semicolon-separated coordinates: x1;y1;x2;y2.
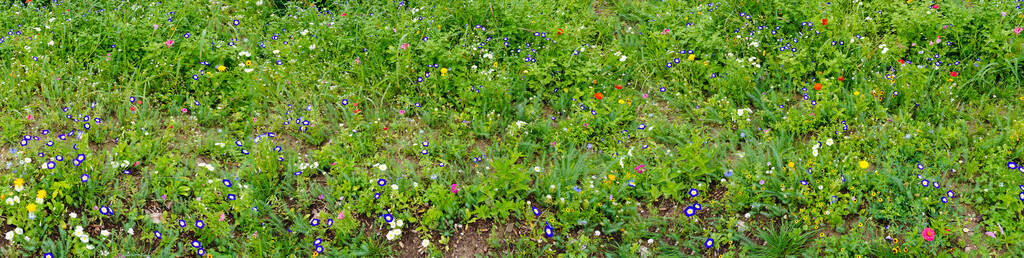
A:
813;83;822;91
838;76;844;81
594;92;604;100
821;19;827;25
615;84;623;90
950;71;958;77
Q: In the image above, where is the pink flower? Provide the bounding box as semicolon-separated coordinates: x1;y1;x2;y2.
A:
181;107;188;113
634;164;646;174
252;117;257;123
985;231;997;238
399;109;405;115
219;213;226;221
354;57;361;64
661;28;670;35
26;114;33;120
400;43;409;50
450;183;459;194
337;211;346;220
922;227;936;241
642;93;649;98
1014;27;1022;35
164;40;174;47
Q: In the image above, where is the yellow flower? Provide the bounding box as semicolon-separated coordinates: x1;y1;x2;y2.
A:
440;68;448;75
37;190;46;199
787;162;795;169
14;178;24;187
608;174;616;181
217;65;227;72
1019;96;1024;101
687;54;696;61
617;99;625;104
858;160;870;169
245;60;253;66
26;203;37;213
853;91;860;96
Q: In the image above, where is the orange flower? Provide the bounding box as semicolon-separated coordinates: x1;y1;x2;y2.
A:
813;83;822;91
594;92;604;100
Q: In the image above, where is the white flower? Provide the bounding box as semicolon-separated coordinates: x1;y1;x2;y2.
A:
35;197;44;204
594;230;601;236
14;184;23;192
421;239;430;247
86;245;94;250
619;55;627;62
309;44;316;50
515;120;527;129
4;198;13;205
127;228;134;235
826;138;834;146
79;235;89;243
14;227;23;235
533;166;540;172
301;29;309;36
385;229;402;240
4;231;12;241
48;40;54;46
101;230;110;237
483;53;493;59
647;239;654;244
239;51;251;57
378;164;388;171
812;148;819;157
396;219;404;228
391;184;398;190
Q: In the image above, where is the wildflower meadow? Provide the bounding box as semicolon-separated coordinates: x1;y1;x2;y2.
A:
2;0;1024;257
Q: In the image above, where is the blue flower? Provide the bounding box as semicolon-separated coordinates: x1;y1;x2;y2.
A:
920;179;929;187
241;149;249;155
311;218;320;226
196;248;205;255
228;194;236;200
420;150;428;155
693;203;702;210
684;206;696;217
383;213;393;223
1009;162;1018;169
45;253;53;258
627;180;635;188
378;179;387;187
342;99;348;105
422;141;429;147
1019;192;1024;202
800;180;807;185
179;220;187;228
235;140;243;147
638;124;646;130
233;19;240;26
314;238;322;245
154;231;162;239
83;123;91;130
223;179;232;187
946;190;955;198
532;206;541;217
917;163;925;170
724;170;733;177
55;155;63;161
941;197;948;203
293;171;302;176
704;238;714;248
666;62;673;68
316;245;324;253
932;181;940;188
100;206;111;215
688;188;699;197
196;220;205;229
543;223;554;238
374;193;381;199
326;219;334;227
46;161;55;170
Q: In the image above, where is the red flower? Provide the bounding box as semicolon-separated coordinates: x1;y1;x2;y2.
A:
950;71;958;77
130;106;137;112
898;59;905;64
557;28;563;36
353;109;361;114
342;13;348;16
813;83;822;91
931;4;938;9
594;92;604;100
838;76;845;82
615;84;623;90
821;19;827;26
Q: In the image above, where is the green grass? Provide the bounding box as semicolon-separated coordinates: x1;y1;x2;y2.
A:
1;0;1024;257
